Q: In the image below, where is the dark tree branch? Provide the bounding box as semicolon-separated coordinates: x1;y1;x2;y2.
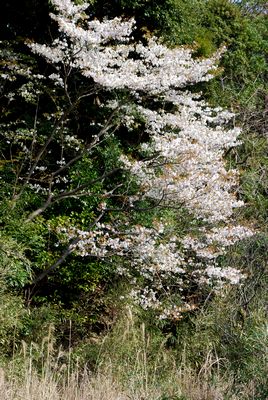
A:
31;211;105;285
13;85;100;202
25;168;120;222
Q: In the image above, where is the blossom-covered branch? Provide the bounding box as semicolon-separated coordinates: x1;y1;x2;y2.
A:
17;0;256;317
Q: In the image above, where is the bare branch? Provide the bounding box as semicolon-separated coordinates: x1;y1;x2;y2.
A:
25;168;120;222
31;211;105;285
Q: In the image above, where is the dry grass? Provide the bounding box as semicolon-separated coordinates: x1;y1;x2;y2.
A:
0;346;239;400
0;311;263;400
0;367;130;400
0;363;239;400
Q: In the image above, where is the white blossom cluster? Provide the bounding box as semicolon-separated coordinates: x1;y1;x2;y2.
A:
51;0;89;21
48;73;64;87
28;0;255;317
203;265;244;285
61;223;185;277
59;221;188;315
64;134;83;150
182;225;254;259
119;100;244;223
29;0;221;94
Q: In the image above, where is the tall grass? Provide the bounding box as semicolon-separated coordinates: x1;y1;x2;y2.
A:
0;307;264;400
0;353;237;400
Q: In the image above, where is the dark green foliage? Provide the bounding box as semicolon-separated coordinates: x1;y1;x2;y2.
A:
1;0;51;41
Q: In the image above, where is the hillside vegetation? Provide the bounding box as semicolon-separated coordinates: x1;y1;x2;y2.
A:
0;0;267;399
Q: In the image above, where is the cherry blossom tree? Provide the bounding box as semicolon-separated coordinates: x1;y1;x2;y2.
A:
1;0;254;318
